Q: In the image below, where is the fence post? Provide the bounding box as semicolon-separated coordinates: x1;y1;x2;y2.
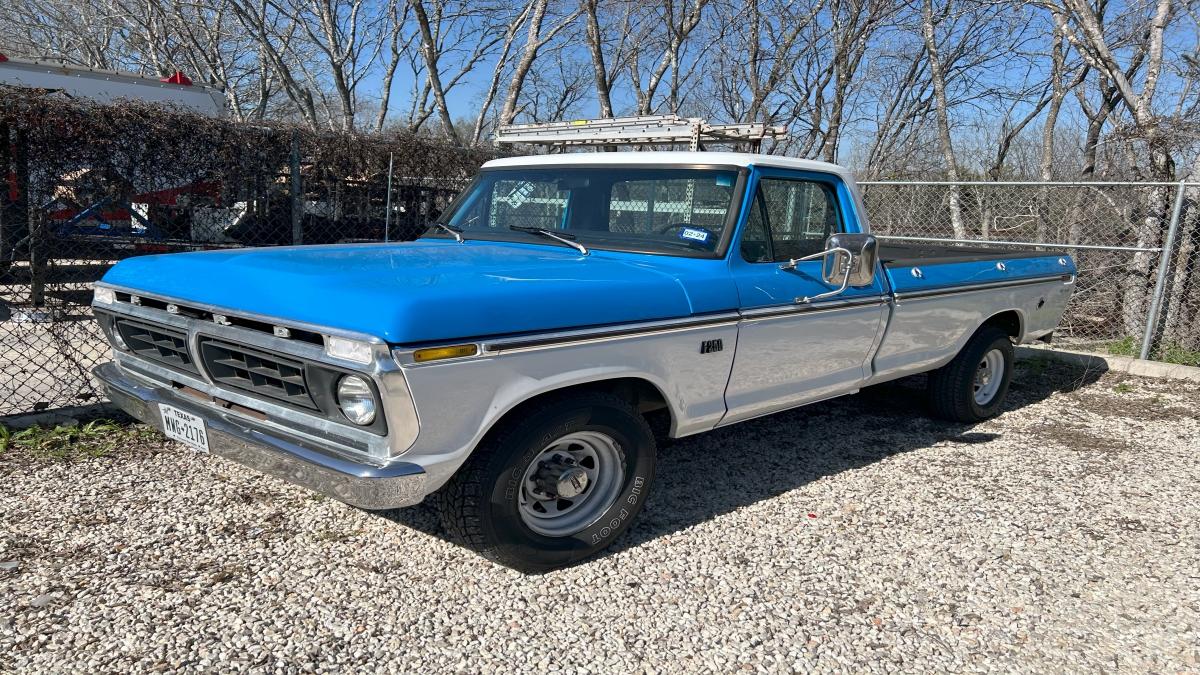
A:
12;128;42;306
290;131;302;246
1139;180;1187;360
384;152;393;243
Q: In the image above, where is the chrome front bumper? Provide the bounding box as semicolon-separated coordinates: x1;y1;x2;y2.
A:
93;361;428;509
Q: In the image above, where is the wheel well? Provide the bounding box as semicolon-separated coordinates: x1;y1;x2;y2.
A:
484;377;671;441
527;377;669;414
983;310;1022;340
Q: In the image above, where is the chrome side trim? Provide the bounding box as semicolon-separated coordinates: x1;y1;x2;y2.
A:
94;362;426;509
94;282;386;344
397;298;889;363
892;275;1069;302
738;294;890;320
463;312;742;356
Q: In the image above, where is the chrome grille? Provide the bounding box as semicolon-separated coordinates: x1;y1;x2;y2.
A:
198;338;318;410
115;318;197;374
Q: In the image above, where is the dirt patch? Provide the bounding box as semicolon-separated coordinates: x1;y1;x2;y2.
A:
1067;391;1195;421
1036;423;1133;453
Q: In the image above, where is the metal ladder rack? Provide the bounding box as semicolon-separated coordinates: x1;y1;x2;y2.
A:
492;115;786;152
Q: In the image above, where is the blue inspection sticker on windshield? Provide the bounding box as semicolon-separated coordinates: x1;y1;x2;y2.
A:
715;173;733;187
679;227;710;243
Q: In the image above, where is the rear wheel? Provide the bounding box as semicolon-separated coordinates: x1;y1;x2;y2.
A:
928;326;1014;423
436;390;656;572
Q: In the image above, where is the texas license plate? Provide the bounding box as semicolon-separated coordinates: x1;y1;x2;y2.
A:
159;404;211;453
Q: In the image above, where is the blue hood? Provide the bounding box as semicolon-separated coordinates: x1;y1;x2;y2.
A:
100;240;737;344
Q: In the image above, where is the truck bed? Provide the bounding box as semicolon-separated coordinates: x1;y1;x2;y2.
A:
878;242;1062;268
868;242;1076;386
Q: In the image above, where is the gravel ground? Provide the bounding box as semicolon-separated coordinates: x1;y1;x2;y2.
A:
3;359;1199;674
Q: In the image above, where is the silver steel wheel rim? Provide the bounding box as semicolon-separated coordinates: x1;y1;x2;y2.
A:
518;431;625;537
974;348;1005;405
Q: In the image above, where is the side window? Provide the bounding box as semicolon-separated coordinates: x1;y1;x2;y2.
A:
739;189;773;263
741;178;843;263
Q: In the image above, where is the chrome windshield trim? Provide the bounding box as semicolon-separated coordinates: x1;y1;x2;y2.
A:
738;294;890;320
892;275;1068;302
93;282;386;345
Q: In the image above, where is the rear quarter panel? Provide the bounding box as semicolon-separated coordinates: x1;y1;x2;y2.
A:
870;255;1076;383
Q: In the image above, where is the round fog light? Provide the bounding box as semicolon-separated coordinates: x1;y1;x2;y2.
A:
337;375;376;425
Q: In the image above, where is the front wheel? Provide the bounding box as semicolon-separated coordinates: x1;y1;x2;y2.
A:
928;326;1014;423
436;390;657;572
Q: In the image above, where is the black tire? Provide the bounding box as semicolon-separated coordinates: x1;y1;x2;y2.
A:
436;390;657;572
928;326;1014;423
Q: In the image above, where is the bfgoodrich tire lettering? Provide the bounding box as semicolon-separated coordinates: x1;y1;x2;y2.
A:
928;325;1015;423
436;390;656;572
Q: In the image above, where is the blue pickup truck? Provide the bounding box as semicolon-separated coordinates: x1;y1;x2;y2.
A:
92;152;1075;571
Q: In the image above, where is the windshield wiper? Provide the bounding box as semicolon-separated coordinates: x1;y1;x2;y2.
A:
509;225;589;256
432;222;464;243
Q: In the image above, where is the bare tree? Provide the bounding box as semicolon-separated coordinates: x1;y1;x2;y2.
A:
819;0;900;163
623;0;708;116
275;0;385;131
1;0;124;69
1042;0;1180;335
1032;17;1088;243
374;0;413;132
497;0;581;125
921;0;966;238
227;0;323;130
411;0;462;141
407;0;508;142
519;49;591;122
470;1;536;144
581;0;633;117
859;41;937;178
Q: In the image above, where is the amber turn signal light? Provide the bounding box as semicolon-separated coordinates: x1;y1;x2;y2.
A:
412;344;479;363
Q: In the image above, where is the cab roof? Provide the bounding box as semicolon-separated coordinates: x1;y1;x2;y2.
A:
482;151;857;186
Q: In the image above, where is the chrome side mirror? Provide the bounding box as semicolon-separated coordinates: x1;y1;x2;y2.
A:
779;233;879;304
823;233;878;287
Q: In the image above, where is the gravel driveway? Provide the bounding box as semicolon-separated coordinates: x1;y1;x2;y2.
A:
3;359;1199;674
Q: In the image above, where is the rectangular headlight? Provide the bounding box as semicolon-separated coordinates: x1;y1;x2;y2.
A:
326;336;373;364
93;287;115;304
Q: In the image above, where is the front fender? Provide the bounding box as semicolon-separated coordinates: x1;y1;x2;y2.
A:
395;323;738;492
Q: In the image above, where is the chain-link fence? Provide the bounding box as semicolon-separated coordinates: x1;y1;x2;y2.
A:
3;87;1198;417
860;180;1200;361
0;88;497;415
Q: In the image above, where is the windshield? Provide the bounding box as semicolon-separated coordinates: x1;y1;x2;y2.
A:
430;167;743;256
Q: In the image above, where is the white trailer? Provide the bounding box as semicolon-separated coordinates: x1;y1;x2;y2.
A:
0;52;228;117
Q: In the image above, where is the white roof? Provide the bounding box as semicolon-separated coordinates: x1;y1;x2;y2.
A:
480;150;871;232
0;55;228;117
483;151;855;183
